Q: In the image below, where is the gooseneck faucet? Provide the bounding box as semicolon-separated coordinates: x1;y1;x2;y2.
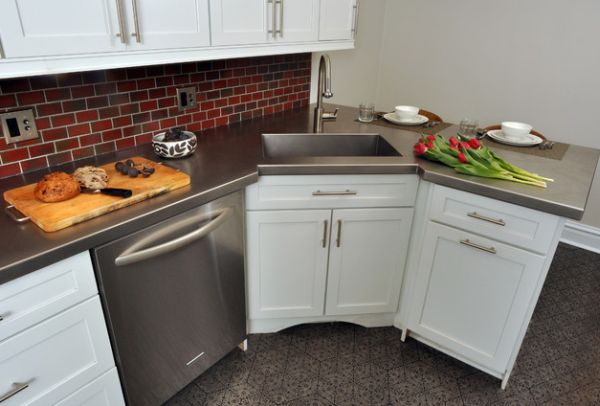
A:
313;54;338;132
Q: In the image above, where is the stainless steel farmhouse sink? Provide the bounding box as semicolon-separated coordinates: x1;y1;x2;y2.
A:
261;133;401;158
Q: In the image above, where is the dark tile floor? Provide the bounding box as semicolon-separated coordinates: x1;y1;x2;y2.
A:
167;243;600;405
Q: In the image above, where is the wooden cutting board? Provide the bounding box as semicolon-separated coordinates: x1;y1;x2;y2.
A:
4;157;190;232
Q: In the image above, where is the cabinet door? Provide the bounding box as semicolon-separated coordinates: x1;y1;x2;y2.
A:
325;208;413;315
0;0;123;58
123;0;210;50
270;0;319;43
246;210;331;319
409;222;546;373
209;0;269;46
319;0;358;40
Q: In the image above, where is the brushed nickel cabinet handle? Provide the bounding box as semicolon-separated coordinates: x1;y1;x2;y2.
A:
312;190;357;196
336;220;342;247
275;0;284;37
267;0;276;38
0;38;5;59
460;239;496;254
0;383;29;403
131;0;141;43
322;220;328;248
467;211;506;226
115;0;127;43
351;1;360;38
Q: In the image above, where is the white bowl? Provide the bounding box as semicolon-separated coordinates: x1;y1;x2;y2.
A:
501;122;533;140
395;105;419;120
152;130;197;159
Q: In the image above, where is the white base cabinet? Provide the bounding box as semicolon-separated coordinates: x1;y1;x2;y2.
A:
245;175;417;332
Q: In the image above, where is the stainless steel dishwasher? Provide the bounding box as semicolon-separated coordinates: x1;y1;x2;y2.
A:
92;191;246;406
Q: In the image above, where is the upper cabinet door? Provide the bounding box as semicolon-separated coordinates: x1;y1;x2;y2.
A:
269;0;319;43
325;208;414;316
0;0;123;58
123;0;210;50
319;0;358;40
209;0;269;46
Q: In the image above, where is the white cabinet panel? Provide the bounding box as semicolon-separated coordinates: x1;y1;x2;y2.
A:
408;222;546;373
246;210;331;319
0;252;97;342
0;297;115;406
319;0;357;40
0;0;123;57
124;0;210;49
273;0;319;43
209;0;269;45
54;368;124;406
326;208;413;315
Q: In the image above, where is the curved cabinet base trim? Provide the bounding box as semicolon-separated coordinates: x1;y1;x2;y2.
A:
248;313;397;334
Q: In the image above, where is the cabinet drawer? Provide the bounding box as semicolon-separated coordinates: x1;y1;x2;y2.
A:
246;175;419;210
55;368;124;406
0;296;115;406
0;252;98;342
429;185;561;254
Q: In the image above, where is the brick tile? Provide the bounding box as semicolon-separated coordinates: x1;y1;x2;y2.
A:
94;141;116;155
130;90;149;101
82;71;106;84
134;133;152;145
95;82;117;95
98;107;120;119
106;69;127;81
37;102;63;117
0;95;17;108
119;103;139;115
91;120;112;132
20;156;48;173
112;116;132;128
151;110;168;121
156;76;174;87
116;137;135;149
117;81;137;93
42;127;68;141
29;143;55;157
76;110;99;123
72;146;95;160
47;151;72;166
56;73;83;87
79;133;102;146
17;91;45;105
132;112;151;124
158;97;175;108
137;78;156;90
71;85;95;98
30;75;58;90
102;129;122;142
35;117;52;130
67;123;90;137
0;163;21;179
146;66;165;77
55;138;79;152
45;88;71;102
1;147;29;163
87;95;109;109
127;68;146;79
51;113;76;127
142;121;160;132
122;125;142;137
109;93;130;106
62;99;87;113
1;78;31;93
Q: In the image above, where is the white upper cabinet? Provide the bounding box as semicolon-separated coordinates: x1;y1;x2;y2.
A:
325;208;413;316
210;0;319;46
319;0;358;40
209;0;269;46
122;0;210;50
0;0;123;57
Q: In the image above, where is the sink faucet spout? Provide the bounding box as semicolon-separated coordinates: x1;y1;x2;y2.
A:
314;54;337;132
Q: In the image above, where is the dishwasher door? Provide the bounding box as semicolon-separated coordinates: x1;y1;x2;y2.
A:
92;191;246;406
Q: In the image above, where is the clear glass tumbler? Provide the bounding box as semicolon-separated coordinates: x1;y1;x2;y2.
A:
358;103;375;123
458;118;479;138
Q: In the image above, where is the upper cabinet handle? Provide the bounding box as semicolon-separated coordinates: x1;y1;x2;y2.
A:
275;0;284;37
336;220;342;247
131;0;141;43
351;0;360;38
0;38;5;59
267;0;276;38
0;382;29;403
312;190;357;196
322;219;328;248
467;211;506;226
115;0;127;43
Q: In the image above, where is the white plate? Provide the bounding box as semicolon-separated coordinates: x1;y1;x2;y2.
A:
486;129;543;146
383;113;429;126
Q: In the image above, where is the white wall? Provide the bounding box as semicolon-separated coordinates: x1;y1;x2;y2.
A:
320;0;600;227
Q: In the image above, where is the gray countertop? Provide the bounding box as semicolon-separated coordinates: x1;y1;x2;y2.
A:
1;104;598;284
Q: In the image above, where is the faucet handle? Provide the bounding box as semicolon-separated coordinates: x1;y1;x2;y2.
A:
322;108;339;120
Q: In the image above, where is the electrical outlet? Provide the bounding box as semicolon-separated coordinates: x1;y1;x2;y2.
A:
177;87;197;111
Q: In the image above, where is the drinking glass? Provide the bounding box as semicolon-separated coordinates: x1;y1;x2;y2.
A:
358;103;375;123
458;118;479;138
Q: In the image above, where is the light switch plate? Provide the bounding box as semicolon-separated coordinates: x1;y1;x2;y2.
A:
1;109;39;144
176;87;197;111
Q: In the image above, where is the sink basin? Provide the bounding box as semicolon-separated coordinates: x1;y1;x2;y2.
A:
262;133;401;158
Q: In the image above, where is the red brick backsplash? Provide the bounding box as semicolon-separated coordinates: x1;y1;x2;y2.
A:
0;53;311;179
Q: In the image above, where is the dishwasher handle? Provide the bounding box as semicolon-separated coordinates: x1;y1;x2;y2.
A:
115;208;232;267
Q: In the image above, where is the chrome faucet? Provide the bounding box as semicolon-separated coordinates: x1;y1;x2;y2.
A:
313;54;338;132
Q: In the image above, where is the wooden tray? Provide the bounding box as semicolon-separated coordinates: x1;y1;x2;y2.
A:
3;157;191;232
